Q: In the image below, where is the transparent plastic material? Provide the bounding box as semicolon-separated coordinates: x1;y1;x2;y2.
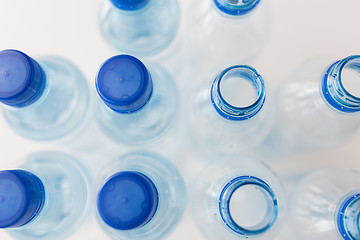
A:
192;155;284;240
98;0;180;56
5;151;91;240
290;168;360;240
274;56;360;149
2;57;89;141
95;64;178;145
96;152;186;240
188;65;274;154
185;0;270;74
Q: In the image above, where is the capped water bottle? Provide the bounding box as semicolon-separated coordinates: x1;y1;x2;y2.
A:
275;56;360;148
290;168;360;240
96;152;186;240
98;0;180;56
192;155;284;240
95;54;178;145
185;0;270;73
0;50;89;141
188;65;273;154
0;151;91;240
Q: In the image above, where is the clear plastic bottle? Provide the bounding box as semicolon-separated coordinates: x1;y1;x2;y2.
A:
290;168;360;240
185;0;270;74
95;54;178;145
98;0;180;56
192;155;285;240
0;49;89;141
96;151;186;240
274;56;360;149
0;151;91;240
188;65;274;154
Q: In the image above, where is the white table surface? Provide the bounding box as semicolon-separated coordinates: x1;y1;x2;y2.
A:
0;0;360;239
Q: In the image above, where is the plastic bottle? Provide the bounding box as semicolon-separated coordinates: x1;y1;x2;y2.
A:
188;65;273;154
0;151;91;240
184;0;270;75
272;56;360;152
98;0;180;56
290;168;360;240
95;54;178;145
192;155;284;240
96;152;186;240
0;49;89;141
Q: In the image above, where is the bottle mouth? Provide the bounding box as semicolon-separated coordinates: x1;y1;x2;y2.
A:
322;55;360;113
210;65;266;121
219;176;278;236
337;192;360;240
213;0;261;16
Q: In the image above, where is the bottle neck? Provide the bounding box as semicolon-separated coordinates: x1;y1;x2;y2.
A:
321;55;360;113
213;0;261;16
219;176;278;237
210;65;266;121
110;0;151;11
336;192;360;240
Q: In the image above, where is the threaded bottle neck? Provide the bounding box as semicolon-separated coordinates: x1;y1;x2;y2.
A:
219;176;278;237
336;192;360;240
210;65;266;121
213;0;261;16
321;55;360;113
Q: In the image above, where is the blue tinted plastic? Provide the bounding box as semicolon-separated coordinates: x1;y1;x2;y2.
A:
110;0;150;10
0;50;45;107
321;56;360;113
337;193;360;240
1;53;89;141
6;151;91;240
98;0;180;55
98;171;158;230
0;170;44;228
211;65;266;121
290;169;360;240
95;57;178;144
97;152;186;240
192;156;284;240
96;55;153;113
219;176;278;236
214;0;261;16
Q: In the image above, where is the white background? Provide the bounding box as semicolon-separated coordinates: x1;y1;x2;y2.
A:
0;0;360;239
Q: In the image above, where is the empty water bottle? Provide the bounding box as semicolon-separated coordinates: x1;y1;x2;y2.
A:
98;0;180;56
290;168;360;240
188;65;273;154
185;0;270;73
0;151;91;240
275;56;360;148
96;152;186;240
192;155;284;240
0;50;89;141
95;54;178;145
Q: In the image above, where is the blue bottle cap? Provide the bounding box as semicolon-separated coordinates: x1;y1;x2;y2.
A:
97;171;159;230
214;0;261;16
0;170;45;228
96;55;153;113
110;0;151;11
0;50;45;107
